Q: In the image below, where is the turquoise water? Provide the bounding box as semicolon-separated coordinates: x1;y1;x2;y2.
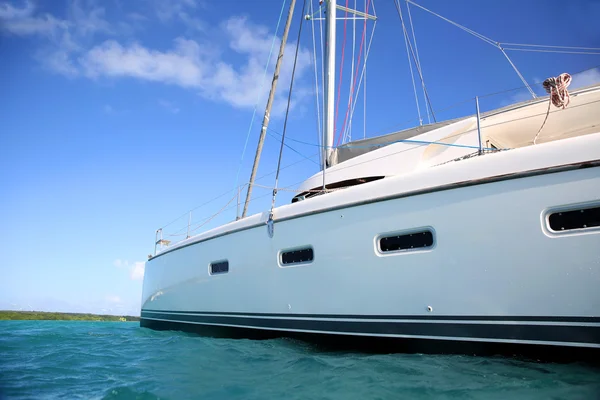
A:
0;321;598;399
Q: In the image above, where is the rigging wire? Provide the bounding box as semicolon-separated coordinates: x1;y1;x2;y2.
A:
342;15;377;142
398;0;422;125
407;0;496;46
333;0;350;140
186;173;322;235
363;0;367;140
309;0;323;168
501;43;600;51
271;0;308;211
319;1;326;143
267;130;321;166
394;0;437;122
476;64;600;99
406;0;536;99
231;0;288;196
268;124;497;151
345;0;357;144
503;48;600;56
165;151;321;236
406;0;430;123
337;0;372;145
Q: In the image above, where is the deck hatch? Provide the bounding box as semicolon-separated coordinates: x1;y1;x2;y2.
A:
548;206;600;231
379;230;434;252
281;247;314;266
210;260;229;275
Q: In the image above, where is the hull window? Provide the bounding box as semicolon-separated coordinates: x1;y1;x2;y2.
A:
210;260;229;275
549;206;600;232
281;247;314;266
379;230;434;253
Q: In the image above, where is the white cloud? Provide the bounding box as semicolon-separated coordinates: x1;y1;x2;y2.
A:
130;262;145;280
113;258;126;268
571;68;600;89
78;17;311;112
1;2;312;113
114;259;145;280
80;38;208;86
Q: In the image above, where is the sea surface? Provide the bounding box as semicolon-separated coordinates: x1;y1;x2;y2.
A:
0;321;598;400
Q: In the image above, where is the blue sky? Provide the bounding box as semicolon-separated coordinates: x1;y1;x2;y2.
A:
1;0;599;316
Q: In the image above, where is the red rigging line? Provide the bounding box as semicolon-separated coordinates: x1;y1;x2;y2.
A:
333;0;350;143
337;0;371;146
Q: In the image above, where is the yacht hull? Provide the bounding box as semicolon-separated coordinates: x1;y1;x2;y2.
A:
140;140;600;360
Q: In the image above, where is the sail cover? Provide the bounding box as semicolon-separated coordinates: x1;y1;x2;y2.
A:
332;117;467;165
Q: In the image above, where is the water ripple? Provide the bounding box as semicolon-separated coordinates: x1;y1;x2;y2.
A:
0;321;598;400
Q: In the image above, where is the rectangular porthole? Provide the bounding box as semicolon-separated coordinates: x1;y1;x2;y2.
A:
378;229;434;253
548;205;600;232
210;260;229;275
280;247;314;266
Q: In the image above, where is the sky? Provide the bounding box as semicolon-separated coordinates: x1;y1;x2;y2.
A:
1;0;599;316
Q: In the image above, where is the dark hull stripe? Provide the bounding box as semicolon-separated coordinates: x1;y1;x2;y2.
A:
141;310;600;324
140;312;600;346
140;319;600;363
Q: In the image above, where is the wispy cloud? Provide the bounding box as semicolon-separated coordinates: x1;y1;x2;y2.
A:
158;99;180;114
0;1;312;113
105;295;122;303
102;104;128;115
0;0;115;76
67;0;112;36
147;0;206;33
80;38;207;86
113;259;145;280
0;0;34;19
113;258;126;268
0;1;67;36
571;67;600;89
78;17;310;112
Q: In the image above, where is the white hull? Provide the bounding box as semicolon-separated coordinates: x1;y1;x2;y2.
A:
141;133;600;357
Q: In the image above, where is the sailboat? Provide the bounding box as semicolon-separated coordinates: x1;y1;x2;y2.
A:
140;0;600;359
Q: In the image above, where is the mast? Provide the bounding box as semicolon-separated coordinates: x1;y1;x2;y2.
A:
323;0;336;168
242;0;297;218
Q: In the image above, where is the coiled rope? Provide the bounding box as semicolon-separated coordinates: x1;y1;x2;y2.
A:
544;73;572;109
534;72;572;144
